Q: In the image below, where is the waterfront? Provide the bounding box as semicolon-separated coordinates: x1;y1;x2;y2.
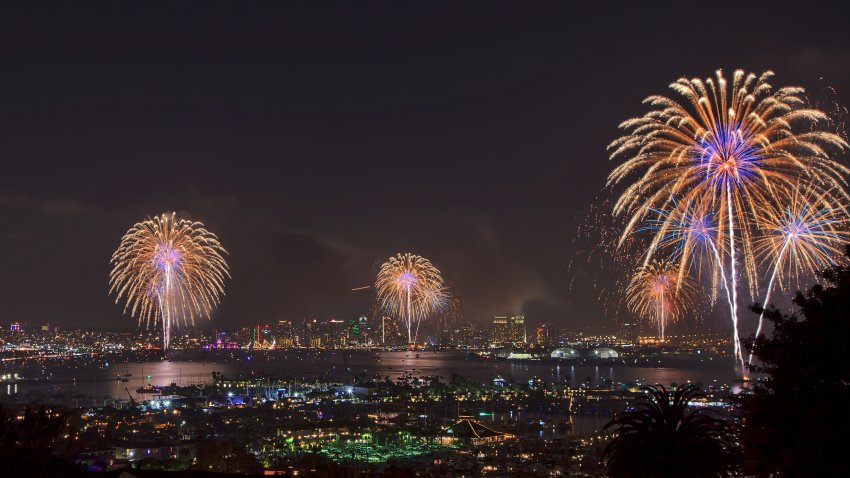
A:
3;350;745;402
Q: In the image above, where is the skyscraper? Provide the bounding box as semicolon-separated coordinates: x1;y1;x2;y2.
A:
490;315;526;347
275;320;297;348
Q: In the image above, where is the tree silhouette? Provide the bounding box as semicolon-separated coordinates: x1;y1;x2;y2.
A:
0;405;81;477
193;439;262;473
602;384;738;478
743;246;850;476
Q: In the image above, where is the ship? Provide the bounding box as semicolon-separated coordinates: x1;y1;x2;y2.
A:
136;384;162;394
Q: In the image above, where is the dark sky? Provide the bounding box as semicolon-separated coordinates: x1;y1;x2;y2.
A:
2;3;850;333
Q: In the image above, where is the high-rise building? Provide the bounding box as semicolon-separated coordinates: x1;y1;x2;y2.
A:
490;315;526;347
455;323;484;348
535;323;550;346
248;324;275;350
303;319;322;348
353;316;371;345
303;318;349;348
378;316;403;346
324;319;348;348
617;321;638;343
435;327;454;348
275;320;297;348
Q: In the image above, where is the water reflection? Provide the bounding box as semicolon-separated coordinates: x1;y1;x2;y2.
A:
3;351;744;401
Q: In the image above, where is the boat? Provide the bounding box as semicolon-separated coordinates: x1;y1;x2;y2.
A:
136;384;161;394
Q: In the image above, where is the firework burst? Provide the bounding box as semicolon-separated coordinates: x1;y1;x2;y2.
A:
609;70;848;264
754;186;849;289
640;200;723;297
626;260;695;340
609;69;848;362
109;213;229;350
748;186;849;363
375;253;448;345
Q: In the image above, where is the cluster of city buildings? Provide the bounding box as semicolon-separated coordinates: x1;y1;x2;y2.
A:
0;317;740;476
0;316;735;361
46;366;738;476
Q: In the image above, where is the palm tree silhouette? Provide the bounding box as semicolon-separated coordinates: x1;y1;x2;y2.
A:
602;384;738;478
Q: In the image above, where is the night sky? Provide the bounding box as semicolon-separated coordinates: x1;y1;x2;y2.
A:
2;3;850;332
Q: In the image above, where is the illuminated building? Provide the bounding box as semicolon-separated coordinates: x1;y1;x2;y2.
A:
590;347;620;359
489;315;526;347
274;320;297;348
346;317;371;345
439;417;515;446
325;319;347;347
455;323;484;348
356;316;372;345
302;318;348;348
378;316;403;346
550;347;580;359
303;319;321;347
251;338;275;350
535;322;558;346
618;321;638;342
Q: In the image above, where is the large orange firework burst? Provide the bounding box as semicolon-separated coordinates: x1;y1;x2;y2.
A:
109;213;229;350
609;69;848;295
626;261;695;341
608;69;849;364
375;253;448;345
